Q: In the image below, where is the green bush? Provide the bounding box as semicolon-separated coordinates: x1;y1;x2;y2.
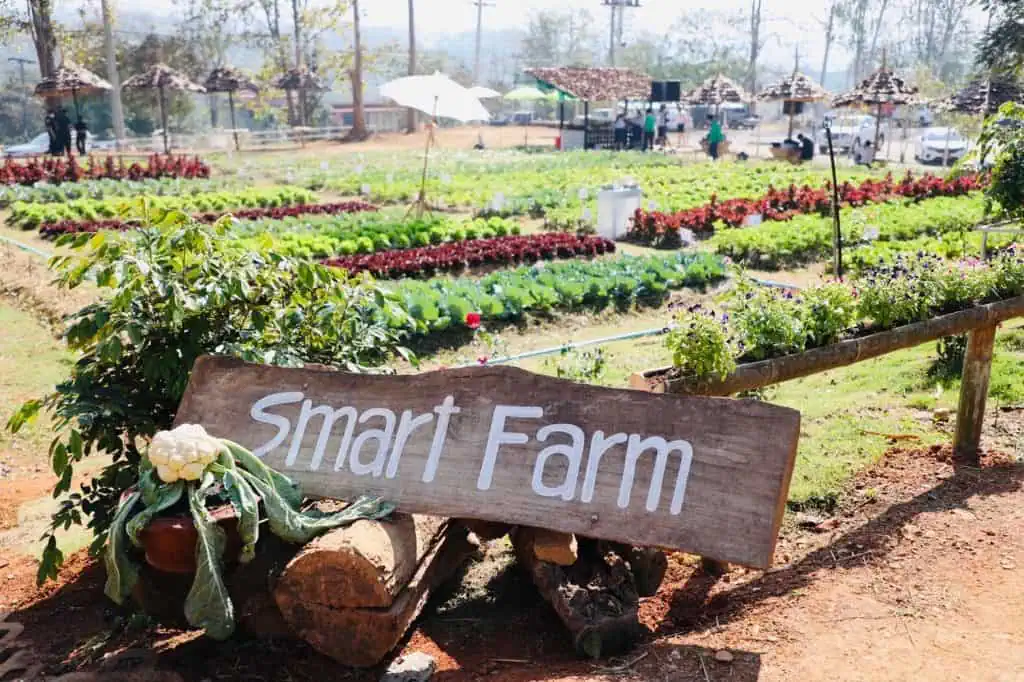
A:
7;212;410;585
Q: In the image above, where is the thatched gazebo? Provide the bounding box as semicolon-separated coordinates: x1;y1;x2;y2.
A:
204;66;261;151
758;72;829;137
833;62;918;148
35;61;111;118
274;67;329;129
122;64;206;154
936;76;1024;117
685;74;750;114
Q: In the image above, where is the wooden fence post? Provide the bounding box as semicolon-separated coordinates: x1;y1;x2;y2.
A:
954;324;998;464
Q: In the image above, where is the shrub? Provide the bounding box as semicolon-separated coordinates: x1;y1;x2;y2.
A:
665;305;737;379
7;211;411;585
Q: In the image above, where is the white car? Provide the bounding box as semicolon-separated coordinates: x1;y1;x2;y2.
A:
4;133;51;157
817;115;883;153
914;127;969;165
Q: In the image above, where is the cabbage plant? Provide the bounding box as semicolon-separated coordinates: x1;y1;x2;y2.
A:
105;424;393;640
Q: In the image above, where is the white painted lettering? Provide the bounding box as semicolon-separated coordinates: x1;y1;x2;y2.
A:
531;423;585;500
250;391;304;459
422;396;461;483
349;408;397;477
386;409;435;479
478;405;543;490
618;435;694;515
580;431;628;503
287;400;358;470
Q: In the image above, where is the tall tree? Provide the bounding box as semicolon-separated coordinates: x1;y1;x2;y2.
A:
978;0;1024;72
819;1;841;86
100;0;125;143
345;0;367;140
746;0;763;98
406;0;416;133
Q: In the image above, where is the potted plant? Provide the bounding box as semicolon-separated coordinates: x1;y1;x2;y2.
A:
104;423;393;640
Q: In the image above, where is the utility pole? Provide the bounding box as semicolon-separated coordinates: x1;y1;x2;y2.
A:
473;0;495;84
8;57;34;139
100;0;126;147
601;0;640;68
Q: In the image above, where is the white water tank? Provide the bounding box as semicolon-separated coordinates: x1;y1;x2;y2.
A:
597;184;643;240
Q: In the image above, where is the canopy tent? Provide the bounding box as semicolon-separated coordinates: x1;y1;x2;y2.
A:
833;58;918;148
524;67;650;149
758;72;828;137
468;85;502;99
503;85;558;102
35;61;112;118
379;72;489;215
273;67;329;128
204;66;261;151
935;76;1024;117
122;64;205;154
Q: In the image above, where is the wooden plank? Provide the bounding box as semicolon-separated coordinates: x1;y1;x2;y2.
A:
955;324;997;464
175;357;801;569
633;296;1024;396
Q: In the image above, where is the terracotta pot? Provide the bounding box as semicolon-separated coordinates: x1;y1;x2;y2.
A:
138;505;242;574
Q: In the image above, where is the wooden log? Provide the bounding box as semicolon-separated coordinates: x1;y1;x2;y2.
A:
512;533;642;659
273;513;448;609
517;527;579;566
632;296;1024;396
274;525;476;667
955;324;997;464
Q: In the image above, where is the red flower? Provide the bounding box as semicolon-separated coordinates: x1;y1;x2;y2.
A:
465;312;482;330
477;355;489;365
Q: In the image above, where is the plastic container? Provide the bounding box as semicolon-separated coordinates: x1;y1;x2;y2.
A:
597;186;644;240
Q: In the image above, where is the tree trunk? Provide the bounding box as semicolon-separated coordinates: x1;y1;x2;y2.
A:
28;0;58;108
291;0;307;126
820;2;836;87
273;514;448;609
345;0;369;141
100;0;126;146
275;524;476;667
747;0;762;107
406;0;417;133
867;0;891;69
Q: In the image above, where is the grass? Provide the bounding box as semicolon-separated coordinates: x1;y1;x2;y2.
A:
0;304;74;464
519;318;1024;511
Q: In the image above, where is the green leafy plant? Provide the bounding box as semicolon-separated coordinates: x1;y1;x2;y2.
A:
729;282;807;361
547;347;608;383
978;102;1024;220
665;305;737;379
800;282;858;347
104;424;393;640
7;210;411;585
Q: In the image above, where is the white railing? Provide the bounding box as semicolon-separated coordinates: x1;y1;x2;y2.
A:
108;125;366;154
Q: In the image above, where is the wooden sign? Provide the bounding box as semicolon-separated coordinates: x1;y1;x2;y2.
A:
175;356;801;568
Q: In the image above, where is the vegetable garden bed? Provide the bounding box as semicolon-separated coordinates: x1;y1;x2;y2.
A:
0;154;210;186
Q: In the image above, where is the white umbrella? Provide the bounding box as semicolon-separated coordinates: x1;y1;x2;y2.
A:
380;72;490;122
469;85;502;99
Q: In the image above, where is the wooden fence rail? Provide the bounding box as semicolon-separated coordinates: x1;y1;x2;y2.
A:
631;295;1024;463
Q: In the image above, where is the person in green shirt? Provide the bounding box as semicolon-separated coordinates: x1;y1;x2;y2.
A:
707;115;725;160
643;108;657;152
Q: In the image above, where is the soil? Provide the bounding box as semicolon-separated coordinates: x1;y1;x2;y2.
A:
2;437;1021;681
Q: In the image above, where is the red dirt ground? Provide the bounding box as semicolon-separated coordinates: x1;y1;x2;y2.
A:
2;442;1022;681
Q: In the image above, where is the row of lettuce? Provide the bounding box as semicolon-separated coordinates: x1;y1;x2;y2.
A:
667;249;1024;379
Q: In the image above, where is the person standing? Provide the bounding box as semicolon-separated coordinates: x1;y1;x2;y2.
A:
629;108;643;149
643;108;656;152
55;108;72;156
707;115;725;160
613;111;627;151
45;109;60;156
657;104;670;148
75;118;88;156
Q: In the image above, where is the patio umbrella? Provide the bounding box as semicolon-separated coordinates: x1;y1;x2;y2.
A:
832;55;917;148
758;71;828;137
379;72;489;215
204;66;261;151
34;61;111;118
469;85;502;99
122;64;205;154
685;74;749;116
502;86;554;145
273;66;329;129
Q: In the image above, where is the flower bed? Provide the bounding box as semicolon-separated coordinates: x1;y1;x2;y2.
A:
0;154;210;186
37;201;378;238
709;194;987;270
0;177;237;207
629;172;984;247
323;233;615;278
384;251;727;335
656;248;1024;387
